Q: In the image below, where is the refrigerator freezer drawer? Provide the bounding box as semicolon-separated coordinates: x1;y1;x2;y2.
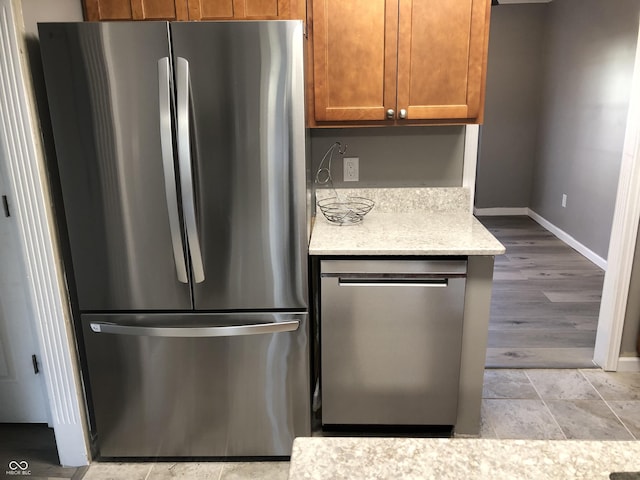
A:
81;312;310;457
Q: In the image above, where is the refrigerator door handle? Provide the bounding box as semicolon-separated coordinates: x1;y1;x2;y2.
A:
176;56;205;283
158;57;188;284
89;320;300;337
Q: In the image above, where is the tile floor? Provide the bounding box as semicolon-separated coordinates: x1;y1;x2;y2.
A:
6;369;638;479
481;369;640;441
79;460;290;479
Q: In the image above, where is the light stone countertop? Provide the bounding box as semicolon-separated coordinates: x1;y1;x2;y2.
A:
288;437;640;480
310;187;505;256
309;211;505;256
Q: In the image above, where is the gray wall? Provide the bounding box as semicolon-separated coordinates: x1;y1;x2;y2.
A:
530;0;640;259
476;4;546;209
477;0;639;260
469;0;640;358
310;126;465;189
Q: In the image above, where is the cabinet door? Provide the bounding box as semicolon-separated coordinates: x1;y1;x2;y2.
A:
396;0;490;121
83;0;188;20
188;0;301;19
83;0;132;20
311;0;398;122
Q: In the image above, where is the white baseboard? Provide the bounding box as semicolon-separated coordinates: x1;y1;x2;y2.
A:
528;210;607;270
616;356;640;372
474;207;529;216
474;207;607;270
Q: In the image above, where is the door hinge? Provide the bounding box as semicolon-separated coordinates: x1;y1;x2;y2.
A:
2;195;9;217
32;354;39;374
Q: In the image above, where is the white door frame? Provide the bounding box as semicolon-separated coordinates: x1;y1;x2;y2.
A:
0;0;89;466
593;18;640;371
0;158;49;423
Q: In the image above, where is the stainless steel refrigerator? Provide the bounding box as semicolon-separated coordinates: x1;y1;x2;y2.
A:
38;20;309;458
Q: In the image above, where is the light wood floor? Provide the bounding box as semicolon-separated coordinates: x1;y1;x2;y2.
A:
478;216;604;368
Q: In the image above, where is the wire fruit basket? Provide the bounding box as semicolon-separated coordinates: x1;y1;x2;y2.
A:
317;196;375;225
315;142;375;225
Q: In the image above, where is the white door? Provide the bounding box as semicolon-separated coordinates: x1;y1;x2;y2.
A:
0;153;49;422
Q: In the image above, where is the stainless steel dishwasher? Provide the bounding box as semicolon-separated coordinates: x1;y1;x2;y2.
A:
320;259;467;427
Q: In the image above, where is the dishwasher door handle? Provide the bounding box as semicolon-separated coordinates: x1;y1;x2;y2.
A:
338;278;449;287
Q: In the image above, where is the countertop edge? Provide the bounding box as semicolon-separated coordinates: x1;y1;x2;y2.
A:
308;211;506;257
308;248;506;256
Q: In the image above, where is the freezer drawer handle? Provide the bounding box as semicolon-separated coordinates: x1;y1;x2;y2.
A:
338;278;449;287
176;56;205;283
158;57;188;283
89;320;299;337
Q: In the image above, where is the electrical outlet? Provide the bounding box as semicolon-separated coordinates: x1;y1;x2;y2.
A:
562;194;567;208
344;157;359;182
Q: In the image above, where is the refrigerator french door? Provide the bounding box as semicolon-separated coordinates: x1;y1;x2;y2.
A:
39;21;309;457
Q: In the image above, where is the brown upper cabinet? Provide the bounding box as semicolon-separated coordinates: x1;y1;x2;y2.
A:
83;0;188;20
188;0;303;20
83;0;304;21
309;0;491;125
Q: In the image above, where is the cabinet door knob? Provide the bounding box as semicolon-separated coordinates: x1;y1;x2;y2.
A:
399;109;407;119
386;109;395;119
